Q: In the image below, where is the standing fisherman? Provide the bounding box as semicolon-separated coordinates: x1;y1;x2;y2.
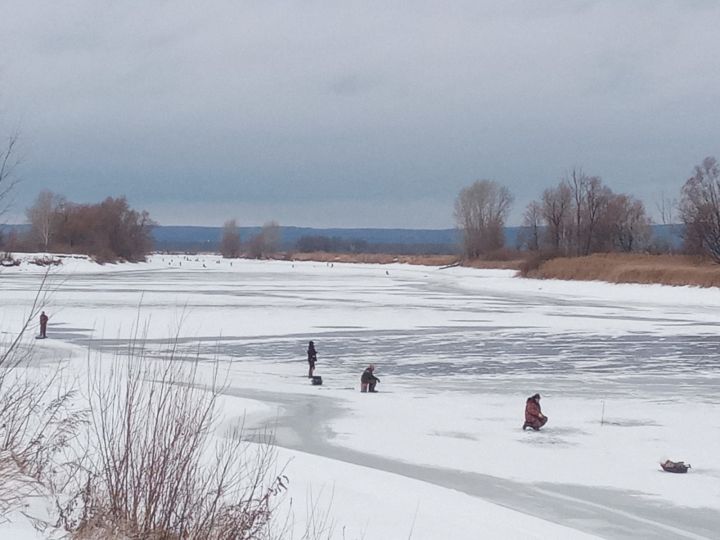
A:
307;340;317;378
39;311;49;339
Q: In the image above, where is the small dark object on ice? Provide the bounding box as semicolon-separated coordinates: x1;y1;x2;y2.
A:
661;460;691;473
311;375;323;386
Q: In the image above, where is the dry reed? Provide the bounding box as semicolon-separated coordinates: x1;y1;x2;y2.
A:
526;253;720;288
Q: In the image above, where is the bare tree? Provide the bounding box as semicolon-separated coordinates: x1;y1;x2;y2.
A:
26;190;65;250
0;131;20;220
679;156;720;262
605;193;652;252
541;182;573;253
219;219;241;258
563;169;614;255
655;191;677;225
519;201;542;251
261;221;281;253
533;171;651;257
583;176;612;254
454;180;513;258
248;221;281;259
40;196;155;262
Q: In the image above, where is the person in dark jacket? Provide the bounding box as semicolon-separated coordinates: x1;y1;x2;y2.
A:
360;364;380;392
523;393;547;430
39;311;49;338
307;341;317;378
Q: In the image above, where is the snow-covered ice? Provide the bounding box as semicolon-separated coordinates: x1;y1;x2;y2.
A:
1;254;719;539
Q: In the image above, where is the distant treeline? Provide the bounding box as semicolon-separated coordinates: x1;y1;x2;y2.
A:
166;224;681;256
2;220;683;258
452;157;720;264
295;235;456;255
154;225;463;254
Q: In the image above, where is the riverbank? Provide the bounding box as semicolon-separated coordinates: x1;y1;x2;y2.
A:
288;251;720;288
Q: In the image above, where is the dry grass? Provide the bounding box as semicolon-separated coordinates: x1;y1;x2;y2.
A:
283;251;525;269
461;258;524;270
527;253;720;288
285;252;459;266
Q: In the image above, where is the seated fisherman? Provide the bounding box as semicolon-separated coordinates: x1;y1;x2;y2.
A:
523;393;548;431
360;364;380;393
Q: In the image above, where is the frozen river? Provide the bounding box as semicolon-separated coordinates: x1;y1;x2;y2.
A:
2;255;719;539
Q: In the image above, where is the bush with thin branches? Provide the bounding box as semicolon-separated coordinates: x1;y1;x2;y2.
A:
58;332;287;539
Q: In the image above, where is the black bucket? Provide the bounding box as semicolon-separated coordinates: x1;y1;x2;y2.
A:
311;375;323;386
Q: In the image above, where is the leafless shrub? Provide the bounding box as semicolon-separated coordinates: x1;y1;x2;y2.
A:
247;221;281;259
0;253;20;266
220;219;242;258
31;256;63;267
58;331;287;539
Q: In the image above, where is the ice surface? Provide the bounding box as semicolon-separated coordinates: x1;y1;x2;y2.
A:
1;255;719;539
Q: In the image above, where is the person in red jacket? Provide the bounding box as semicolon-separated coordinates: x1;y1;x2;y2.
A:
523;393;547;431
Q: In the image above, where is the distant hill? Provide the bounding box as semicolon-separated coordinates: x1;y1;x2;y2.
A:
151;225;464;253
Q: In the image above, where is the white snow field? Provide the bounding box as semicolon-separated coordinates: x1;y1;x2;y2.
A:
1;254;719;539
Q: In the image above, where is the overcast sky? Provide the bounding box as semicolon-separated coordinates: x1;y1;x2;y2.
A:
1;1;719;228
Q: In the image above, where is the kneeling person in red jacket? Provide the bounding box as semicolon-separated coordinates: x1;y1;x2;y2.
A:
523;393;548;431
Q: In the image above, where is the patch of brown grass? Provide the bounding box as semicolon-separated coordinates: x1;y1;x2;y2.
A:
461;258;524;270
527;253;720;288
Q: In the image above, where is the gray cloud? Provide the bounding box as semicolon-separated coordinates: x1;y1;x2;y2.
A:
1;1;720;227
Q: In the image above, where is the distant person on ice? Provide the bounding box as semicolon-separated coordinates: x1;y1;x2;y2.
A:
39;311;49;339
360;364;380;393
522;393;547;431
307;340;317;378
